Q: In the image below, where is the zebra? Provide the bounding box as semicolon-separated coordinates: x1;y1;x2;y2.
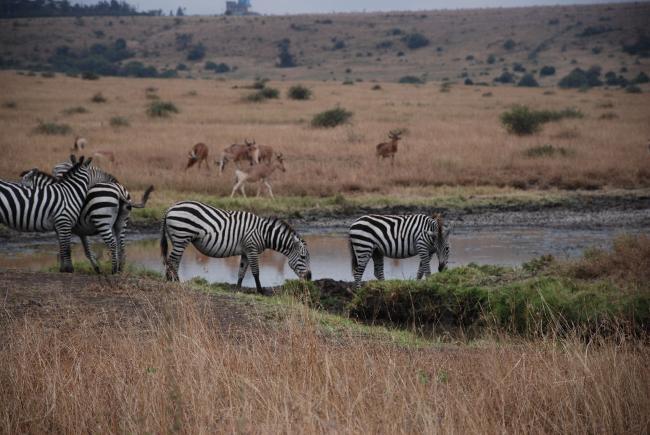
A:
0;156;93;273
20;168;153;274
160;201;311;293
348;214;452;288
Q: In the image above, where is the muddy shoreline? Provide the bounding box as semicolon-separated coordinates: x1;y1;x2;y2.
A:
1;193;649;242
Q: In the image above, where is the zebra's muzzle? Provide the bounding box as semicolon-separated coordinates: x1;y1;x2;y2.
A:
303;270;312;281
438;264;447;272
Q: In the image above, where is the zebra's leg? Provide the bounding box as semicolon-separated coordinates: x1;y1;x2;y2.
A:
352;249;372;288
55;221;74;273
114;214;129;273
236;254;249;289
96;223;119;274
416;251;432;280
246;251;264;294
372;250;385;280
165;237;190;282
80;235;101;274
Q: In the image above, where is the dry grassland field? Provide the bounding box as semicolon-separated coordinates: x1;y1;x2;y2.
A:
1;3;650;434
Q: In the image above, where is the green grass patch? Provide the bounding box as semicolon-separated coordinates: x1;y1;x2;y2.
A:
524;144;574;158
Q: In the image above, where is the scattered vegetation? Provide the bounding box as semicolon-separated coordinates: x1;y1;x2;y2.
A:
62;105;88;115
558;66;603;89
245;86;280;102
517;73;539;87
500;106;583;135
3;100;17;109
91;92;107;103
398;75;424;84
276;39;296;68
539;65;556;76
287;85;312;100
311;107;352;128
401;32;429;49
186;43;206;61
524;144;573;158
147;100;178;117
204;61;230;73
32;121;72;135
109;116;130;127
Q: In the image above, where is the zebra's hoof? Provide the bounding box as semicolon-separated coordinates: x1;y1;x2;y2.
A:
60;265;74;273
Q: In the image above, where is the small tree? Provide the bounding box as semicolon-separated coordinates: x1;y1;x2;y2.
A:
500;105;543;135
187;43;205;61
287;85;312;100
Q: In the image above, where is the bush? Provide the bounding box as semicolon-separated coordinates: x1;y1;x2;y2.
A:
512;63;526;72
311;107;353;128
604;71;628;87
539;65;556;76
517;73;539;87
503;39;516;50
625;84;642;94
2;101;17;109
494;71;515;84
634;72;649;84
402;33;429;49
147;101;179;117
109;116;130;127
186;43;205;61
276;39;296;68
121;61;158;78
500;106;543;135
501;105;584;135
62;106;88;115
246;86;280;102
41;71;55;78
33;121;72;135
91;92;107;103
464;78;474;85
287;85;312;100
205;61;230;73
398;75;424;84
260;87;279;98
371;84;382;90
487;54;496;64
524;144;572;158
558;67;603;88
622;35;650;57
81;71;100;80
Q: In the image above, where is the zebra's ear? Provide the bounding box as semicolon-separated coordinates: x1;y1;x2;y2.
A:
292;235;300;244
70;154;77;164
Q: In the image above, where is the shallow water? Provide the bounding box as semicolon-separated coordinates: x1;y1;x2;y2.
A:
0;226;643;287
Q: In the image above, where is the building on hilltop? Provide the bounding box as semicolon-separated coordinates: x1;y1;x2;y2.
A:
225;0;252;15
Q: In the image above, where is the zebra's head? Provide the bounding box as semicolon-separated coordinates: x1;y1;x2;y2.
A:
429;215;452;272
19;168;57;189
287;234;312;281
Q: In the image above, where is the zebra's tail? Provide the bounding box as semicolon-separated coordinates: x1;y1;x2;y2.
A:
131;185;154;209
160;212;169;266
349;238;358;273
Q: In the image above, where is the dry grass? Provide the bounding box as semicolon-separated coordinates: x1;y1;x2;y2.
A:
0;72;649;198
1;289;648;434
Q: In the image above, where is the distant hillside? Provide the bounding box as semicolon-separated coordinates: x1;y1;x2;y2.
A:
0;3;649;84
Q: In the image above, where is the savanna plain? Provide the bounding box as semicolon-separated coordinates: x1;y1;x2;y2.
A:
1;4;650;433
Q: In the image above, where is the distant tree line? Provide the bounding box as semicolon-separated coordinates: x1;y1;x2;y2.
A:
0;0;163;18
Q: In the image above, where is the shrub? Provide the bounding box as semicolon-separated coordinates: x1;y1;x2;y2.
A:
539;65;556;76
487;54;496;64
91;92;107;103
402;33;429;49
342;79;354;85
260;87;279;98
622;35;650;57
287;85;312;100
500;106;543;135
311;107;353;128
604;71;628;87
512;63;526;72
41;71;55;78
599;112;618;120
110;116;130;127
2;101;17;109
398;75;424;84
376;40;393;49
494;71;515;84
147;101;179;117
176;63;188;71
517;73;539;87
558;67;603;88
464;78;474;85
625;84;642;94
121;61;158;78
524;144;572;158
634;72;649;84
186;43;205;61
503;39;516;50
204;60;218;70
371;84;382;90
81;71;100;80
62;106;88;115
276;39;296;68
33;121;72;135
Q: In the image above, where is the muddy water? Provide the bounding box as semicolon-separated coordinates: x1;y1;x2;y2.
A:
0;226;643;287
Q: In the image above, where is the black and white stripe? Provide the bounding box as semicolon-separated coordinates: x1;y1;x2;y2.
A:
160;201;311;293
0;157;92;273
348;214;451;288
21;168;153;274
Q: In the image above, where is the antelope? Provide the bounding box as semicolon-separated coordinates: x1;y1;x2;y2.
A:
218;140;258;174
186;142;209;171
231;153;286;199
376;130;402;165
246;139;274;165
72;136;87;152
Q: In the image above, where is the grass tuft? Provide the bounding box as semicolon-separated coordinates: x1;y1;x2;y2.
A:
147;100;179;117
311;107;353;128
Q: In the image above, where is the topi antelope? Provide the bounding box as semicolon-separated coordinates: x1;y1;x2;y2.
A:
376;130;403;166
246;139;275;165
186;142;209;171
231;153;286;199
218;140;258;174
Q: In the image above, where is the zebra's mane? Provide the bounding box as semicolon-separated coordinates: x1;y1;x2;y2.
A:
267;217;301;240
27;169;59;182
434;214;444;238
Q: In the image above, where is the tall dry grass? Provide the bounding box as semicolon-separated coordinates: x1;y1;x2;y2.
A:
0;72;649;198
1;290;648;433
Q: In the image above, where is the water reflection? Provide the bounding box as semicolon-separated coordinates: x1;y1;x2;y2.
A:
0;227;640;287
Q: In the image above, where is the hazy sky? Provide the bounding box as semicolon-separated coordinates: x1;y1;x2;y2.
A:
130;0;637;16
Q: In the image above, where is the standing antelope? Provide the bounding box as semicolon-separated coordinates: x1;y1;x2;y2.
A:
186;142;210;170
247;139;275;165
217;140;258;174
231;153;286;198
72;136;87;152
376;130;402;165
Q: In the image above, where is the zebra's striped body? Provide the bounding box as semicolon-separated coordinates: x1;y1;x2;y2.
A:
0;157;92;272
160;201;311;292
21;168;153;274
348;214;451;288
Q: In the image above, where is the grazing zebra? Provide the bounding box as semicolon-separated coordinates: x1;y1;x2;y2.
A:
0;156;92;273
160;201;311;293
21;168;153;274
348;214;451;288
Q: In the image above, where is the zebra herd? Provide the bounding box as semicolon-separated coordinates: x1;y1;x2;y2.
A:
1;156;452;291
